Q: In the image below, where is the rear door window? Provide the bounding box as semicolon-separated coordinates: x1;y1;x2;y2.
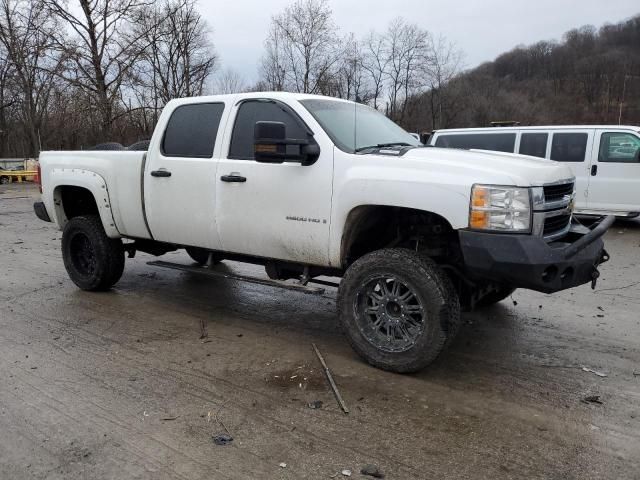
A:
162;103;225;158
550;133;588;162
598;132;640;163
434;133;516;153
519;133;548;158
228;100;308;160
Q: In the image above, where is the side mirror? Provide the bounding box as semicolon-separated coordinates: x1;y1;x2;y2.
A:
254;121;319;165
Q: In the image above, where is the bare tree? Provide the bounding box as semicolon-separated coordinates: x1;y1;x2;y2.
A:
43;0;146;140
132;0;217;107
331;33;369;101
260;22;287;91
0;0;635;158
0;44;14;156
423;35;463;129
261;0;342;94
383;17;429;121
0;0;63;156
361;31;387;110
214;68;246;94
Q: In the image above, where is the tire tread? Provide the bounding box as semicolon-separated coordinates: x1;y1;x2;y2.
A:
338;248;460;373
62;215;124;291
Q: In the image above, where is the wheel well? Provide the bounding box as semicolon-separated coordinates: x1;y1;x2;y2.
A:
56;186;99;220
341;206;459;268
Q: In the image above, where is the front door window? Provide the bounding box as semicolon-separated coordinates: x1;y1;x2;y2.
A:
598;132;640;163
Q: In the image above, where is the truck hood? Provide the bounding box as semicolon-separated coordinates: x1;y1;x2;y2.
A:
395;147;574;187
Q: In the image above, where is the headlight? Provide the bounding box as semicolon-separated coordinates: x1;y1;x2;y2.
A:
469;185;531;232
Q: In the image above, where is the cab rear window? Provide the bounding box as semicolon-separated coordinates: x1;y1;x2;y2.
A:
434;133;516;153
162;103;225;158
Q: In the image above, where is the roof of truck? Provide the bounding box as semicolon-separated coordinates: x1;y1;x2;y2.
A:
167;92;356;107
433;125;640;133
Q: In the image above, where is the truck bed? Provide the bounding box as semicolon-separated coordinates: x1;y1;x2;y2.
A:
39;151;150;239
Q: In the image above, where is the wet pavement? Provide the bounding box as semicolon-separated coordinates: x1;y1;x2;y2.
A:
1;183;639;479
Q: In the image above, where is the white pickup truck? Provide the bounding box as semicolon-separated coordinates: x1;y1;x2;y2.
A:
34;92;613;373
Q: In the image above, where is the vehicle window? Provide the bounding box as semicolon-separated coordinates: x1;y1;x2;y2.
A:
162;103;225;158
598;132;640;163
519;133;548;158
434;133;516;153
550;133;588;162
300;99;419;153
229;100;309;160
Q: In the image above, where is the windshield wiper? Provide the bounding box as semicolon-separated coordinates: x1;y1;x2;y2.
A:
355;142;412;153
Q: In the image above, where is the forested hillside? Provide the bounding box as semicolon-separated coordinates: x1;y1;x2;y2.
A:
404;15;640;132
0;0;638;158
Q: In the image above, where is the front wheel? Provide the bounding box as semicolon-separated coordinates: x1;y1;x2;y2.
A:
337;248;460;373
62;215;125;291
0;176;9;184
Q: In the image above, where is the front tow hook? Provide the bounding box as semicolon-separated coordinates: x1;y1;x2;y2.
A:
591;269;600;290
590;249;609;289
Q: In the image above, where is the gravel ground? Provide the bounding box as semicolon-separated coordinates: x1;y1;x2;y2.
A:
1;183;638;479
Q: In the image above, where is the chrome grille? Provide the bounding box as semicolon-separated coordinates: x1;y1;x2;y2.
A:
532;180;575;241
543;182;574;203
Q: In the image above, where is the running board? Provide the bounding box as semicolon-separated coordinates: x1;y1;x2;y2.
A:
147;260;325;295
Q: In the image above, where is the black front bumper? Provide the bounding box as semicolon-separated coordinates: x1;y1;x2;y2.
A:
459;216;614;294
34;201;51;222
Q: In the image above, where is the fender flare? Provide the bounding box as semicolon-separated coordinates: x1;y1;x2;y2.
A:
48;168;120;238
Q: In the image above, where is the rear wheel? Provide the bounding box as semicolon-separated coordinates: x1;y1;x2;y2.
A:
185;247;223;266
337;248;460;373
0;176;10;184
62;215;125;291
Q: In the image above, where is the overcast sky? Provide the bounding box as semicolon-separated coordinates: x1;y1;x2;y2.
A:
201;0;640;83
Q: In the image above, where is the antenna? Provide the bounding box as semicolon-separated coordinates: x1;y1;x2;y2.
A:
353;95;361;152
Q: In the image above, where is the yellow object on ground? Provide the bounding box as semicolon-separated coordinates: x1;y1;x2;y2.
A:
0;170;37;183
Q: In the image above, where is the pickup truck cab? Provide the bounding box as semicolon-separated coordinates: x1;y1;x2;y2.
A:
34;92;613;373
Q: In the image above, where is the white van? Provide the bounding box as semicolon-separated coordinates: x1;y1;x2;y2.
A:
428;126;640;217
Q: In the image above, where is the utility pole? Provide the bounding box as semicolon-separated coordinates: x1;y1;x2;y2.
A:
616;74;640;125
618;74;628;125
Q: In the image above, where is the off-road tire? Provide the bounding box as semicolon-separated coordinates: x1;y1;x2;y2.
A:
337;248;461;373
476;287;516;307
185;247;223;266
62;215;125;291
128;140;151;151
88;142;125;151
426;258;462;348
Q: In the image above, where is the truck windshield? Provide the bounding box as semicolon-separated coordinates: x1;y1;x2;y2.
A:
300;99;420;153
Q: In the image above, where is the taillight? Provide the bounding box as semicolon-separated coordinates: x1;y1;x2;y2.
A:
36;163;42;193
